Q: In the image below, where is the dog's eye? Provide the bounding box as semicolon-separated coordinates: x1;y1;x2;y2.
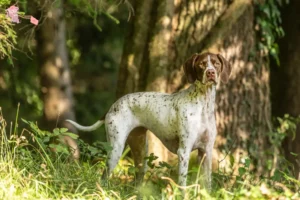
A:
200;61;207;67
214;62;221;71
214;62;221;69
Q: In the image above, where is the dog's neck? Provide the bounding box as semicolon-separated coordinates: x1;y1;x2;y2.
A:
186;81;216;113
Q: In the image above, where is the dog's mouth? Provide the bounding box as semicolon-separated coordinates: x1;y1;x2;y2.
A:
205;77;217;85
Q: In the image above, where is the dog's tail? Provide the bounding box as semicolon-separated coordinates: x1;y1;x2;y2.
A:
66;120;104;132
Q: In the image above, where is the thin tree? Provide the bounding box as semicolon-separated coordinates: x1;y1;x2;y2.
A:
36;0;79;159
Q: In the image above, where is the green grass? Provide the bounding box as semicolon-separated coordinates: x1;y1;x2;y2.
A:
0;108;299;199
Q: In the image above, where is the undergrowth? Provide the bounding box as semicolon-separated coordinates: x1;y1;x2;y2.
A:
0;106;299;199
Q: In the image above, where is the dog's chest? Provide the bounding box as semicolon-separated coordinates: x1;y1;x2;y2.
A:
184;93;217;150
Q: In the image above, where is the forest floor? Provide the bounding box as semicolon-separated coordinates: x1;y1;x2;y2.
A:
0;110;299;199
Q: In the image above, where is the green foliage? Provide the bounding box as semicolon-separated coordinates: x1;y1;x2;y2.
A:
0;0;10;7
0;0;128;139
213;157;299;199
21;118;113;163
0;0;38;63
145;152;159;169
0;12;17;63
277;114;300;140
255;0;289;65
267;115;300;180
269;114;300;147
0;108;114;198
66;0;132;31
142;153;173;189
23;119;78;154
79;140;112;162
1;109;300;199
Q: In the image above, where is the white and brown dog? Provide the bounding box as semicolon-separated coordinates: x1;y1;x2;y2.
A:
67;52;231;190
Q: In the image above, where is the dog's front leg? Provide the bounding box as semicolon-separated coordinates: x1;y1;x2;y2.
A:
202;145;213;192
177;146;191;186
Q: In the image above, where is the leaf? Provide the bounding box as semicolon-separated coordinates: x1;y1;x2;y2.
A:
271;169;281;181
49;143;69;154
229;154;235;167
238;167;246;176
21;118;29;124
21;118;45;136
43;136;50;143
244;158;251;168
128;165;138;174
99;142;113;152
62;132;79;139
290;152;298;157
262;5;271;19
53;128;60;136
59;128;68;133
158;161;171;169
144;153;158;169
88;146;98;156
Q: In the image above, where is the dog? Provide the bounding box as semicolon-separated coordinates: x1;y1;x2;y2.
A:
67;52;231;190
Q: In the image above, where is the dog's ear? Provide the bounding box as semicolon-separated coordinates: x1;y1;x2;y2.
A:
183;54;199;83
217;54;232;84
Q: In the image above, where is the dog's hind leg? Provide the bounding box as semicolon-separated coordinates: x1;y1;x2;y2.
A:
102;118;133;180
127;127;148;184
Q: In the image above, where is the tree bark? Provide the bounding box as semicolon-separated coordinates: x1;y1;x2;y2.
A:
271;0;300;179
36;0;79;159
118;0;271;172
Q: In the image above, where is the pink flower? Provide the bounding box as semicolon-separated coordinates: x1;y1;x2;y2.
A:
30;16;39;26
6;5;20;24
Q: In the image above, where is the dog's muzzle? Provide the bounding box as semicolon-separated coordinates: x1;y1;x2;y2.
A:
205;69;217;84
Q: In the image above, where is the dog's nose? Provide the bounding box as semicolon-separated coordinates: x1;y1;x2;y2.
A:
206;69;215;77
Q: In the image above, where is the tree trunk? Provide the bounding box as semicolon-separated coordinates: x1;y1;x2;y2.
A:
36;0;79;159
271;0;300;179
118;0;271;172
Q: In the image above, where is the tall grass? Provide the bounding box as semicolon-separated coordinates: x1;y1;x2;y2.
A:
0;107;299;199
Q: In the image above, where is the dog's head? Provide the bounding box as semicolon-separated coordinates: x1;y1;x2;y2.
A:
183;52;231;85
